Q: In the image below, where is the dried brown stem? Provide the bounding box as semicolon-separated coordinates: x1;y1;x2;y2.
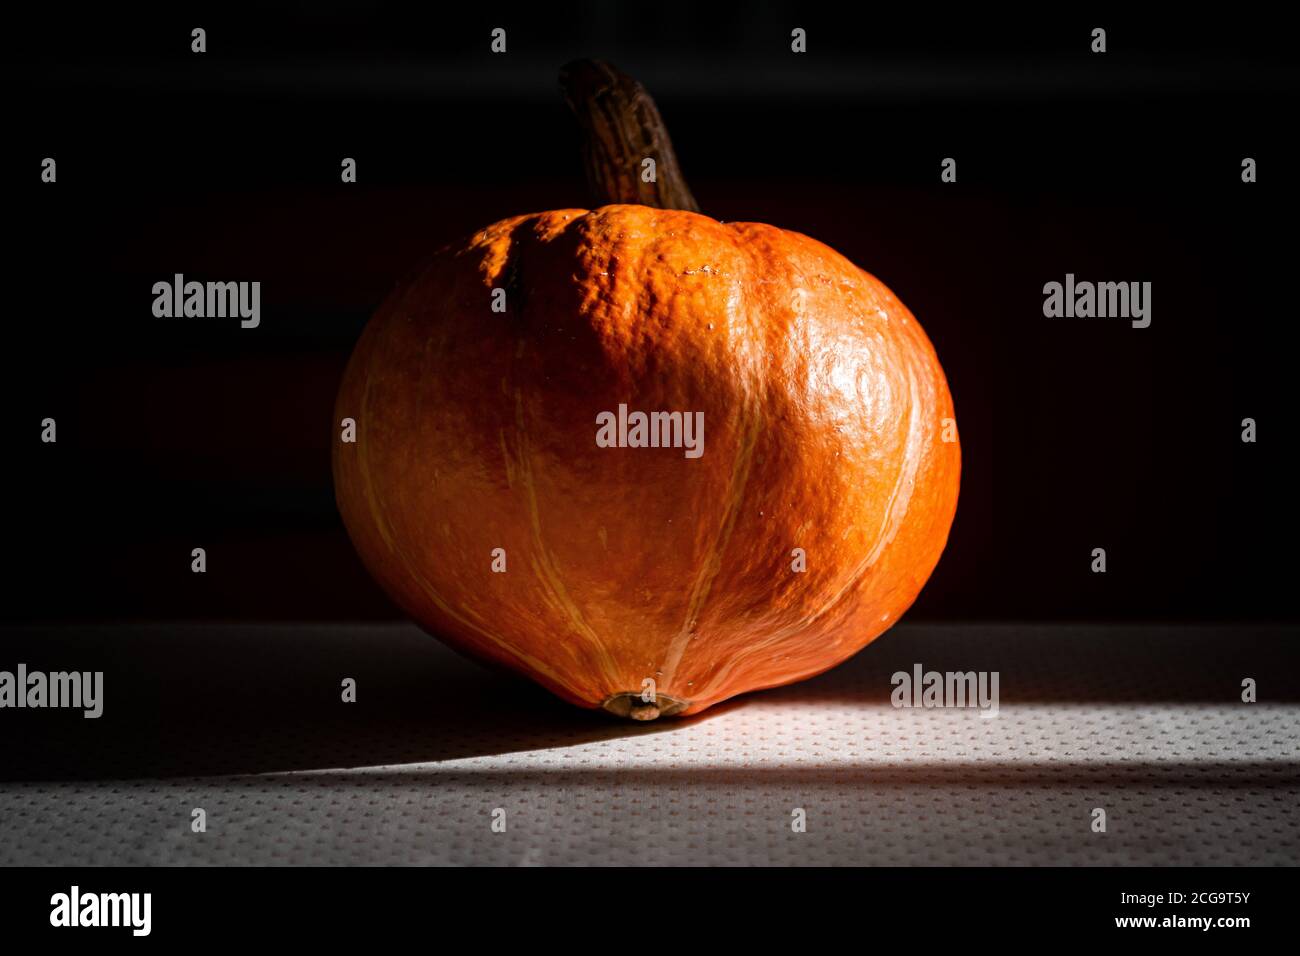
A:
560;59;700;212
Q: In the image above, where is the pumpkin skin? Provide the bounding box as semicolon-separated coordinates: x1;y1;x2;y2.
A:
333;204;960;717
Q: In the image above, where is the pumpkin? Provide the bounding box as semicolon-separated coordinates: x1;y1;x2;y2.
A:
333;61;960;719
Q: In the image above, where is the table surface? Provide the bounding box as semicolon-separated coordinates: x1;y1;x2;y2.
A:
1;622;1297;866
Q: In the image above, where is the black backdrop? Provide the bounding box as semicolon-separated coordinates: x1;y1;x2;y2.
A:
6;4;1298;623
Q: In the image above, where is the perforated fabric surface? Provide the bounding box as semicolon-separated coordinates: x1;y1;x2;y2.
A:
1;623;1297;865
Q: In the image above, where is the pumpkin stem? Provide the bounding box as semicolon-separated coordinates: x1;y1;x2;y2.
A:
560;59;701;213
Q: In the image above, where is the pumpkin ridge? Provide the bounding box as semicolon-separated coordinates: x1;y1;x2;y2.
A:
509;380;624;691
808;327;924;627
665;231;806;702
354;402;588;702
658;224;771;694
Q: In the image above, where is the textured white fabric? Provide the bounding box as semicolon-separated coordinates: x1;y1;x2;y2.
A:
0;623;1296;865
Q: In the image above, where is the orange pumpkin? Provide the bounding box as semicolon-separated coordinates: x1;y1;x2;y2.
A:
333;63;960;719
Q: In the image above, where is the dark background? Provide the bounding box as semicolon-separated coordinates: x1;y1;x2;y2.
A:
6;3;1298;624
